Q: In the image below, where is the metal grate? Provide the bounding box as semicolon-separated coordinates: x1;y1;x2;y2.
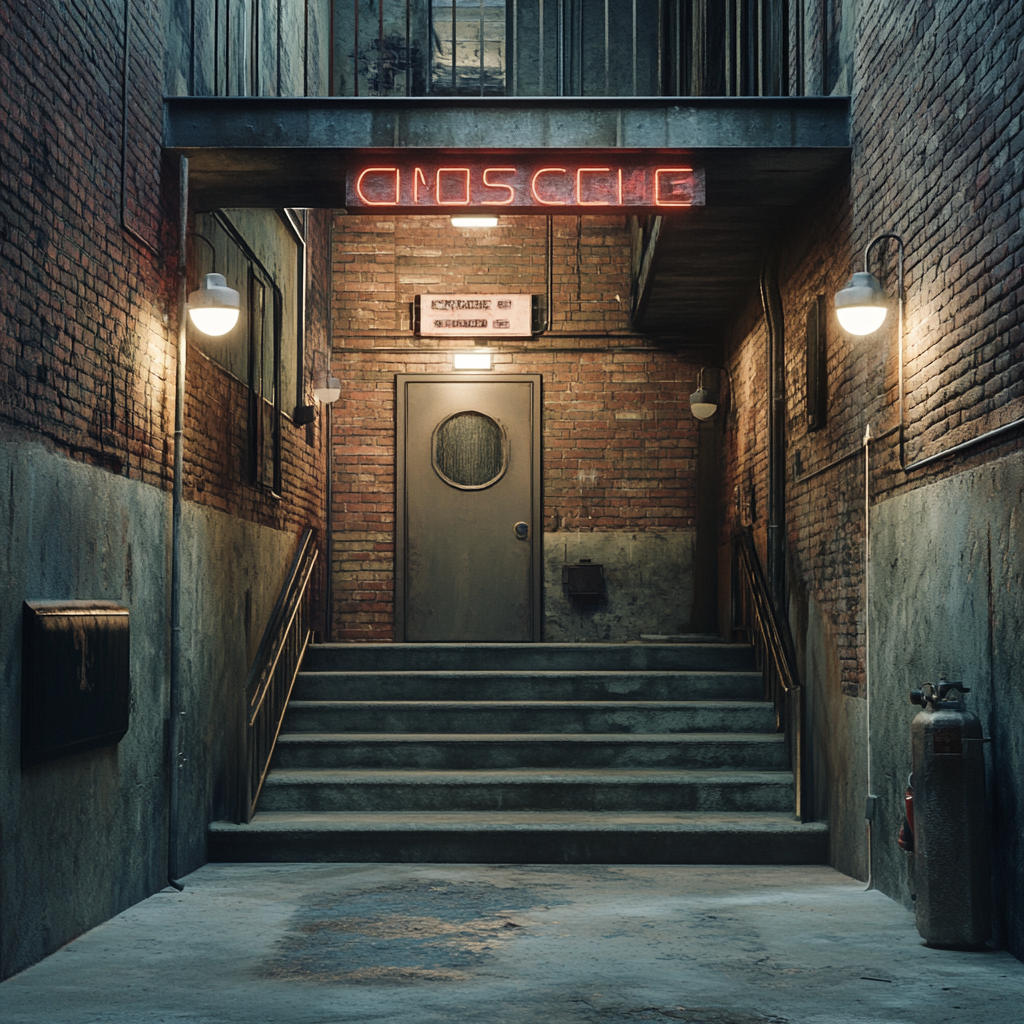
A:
178;1;794;99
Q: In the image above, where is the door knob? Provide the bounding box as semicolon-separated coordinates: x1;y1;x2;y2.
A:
513;522;529;540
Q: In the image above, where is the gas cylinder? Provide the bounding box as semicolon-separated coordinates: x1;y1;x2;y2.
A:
908;682;990;949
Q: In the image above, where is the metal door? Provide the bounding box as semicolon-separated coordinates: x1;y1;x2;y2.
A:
396;374;542;642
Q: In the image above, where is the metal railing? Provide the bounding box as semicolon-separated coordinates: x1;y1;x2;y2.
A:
174;1;792;99
731;528;809;821
238;527;319;823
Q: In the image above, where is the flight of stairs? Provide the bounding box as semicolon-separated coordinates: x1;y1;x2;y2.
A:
209;643;828;863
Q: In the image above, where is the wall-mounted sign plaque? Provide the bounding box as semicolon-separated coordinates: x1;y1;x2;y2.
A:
416;294;534;337
348;156;704;212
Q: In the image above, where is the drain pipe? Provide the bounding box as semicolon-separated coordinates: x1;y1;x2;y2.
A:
760;251;786;611
166;156;188;893
863;422;877;890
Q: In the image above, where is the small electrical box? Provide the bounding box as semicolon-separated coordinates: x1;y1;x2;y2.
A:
562;559;604;597
21;601;130;767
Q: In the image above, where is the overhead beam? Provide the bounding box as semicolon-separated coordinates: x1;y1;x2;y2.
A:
164;96;850;209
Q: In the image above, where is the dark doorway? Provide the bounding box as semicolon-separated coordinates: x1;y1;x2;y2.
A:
396;374;542;641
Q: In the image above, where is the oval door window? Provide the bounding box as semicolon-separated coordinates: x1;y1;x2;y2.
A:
431;410;509;490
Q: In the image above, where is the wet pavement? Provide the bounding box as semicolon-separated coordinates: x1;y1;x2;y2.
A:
0;863;1021;1023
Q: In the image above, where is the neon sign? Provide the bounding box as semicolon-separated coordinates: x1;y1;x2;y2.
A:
347;157;704;211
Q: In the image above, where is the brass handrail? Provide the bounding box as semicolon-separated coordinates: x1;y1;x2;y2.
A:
732;528;809;822
238;528;318;823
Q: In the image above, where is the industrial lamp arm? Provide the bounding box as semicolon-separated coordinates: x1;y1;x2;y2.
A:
861;233;906;469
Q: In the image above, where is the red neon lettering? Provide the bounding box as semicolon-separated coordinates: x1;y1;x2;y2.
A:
654;167;694;207
414;167;428;204
436;167;471;205
355;167;400;206
576;167;614;206
482;167;516;205
531;167;568;206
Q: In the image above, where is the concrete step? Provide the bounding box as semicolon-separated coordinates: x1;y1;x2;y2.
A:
292;670;765;703
302;643;757;674
271;732;790;771
282;700;777;735
257;768;795;813
208;810;829;864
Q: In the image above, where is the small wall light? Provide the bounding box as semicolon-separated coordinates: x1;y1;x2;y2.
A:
451;216;499;228
835;233;904;336
689;368;719;420
187;273;240;336
453;351;493;371
834;272;888;335
313;375;342;404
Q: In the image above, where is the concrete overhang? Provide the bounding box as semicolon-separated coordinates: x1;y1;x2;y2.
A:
164;95;850;340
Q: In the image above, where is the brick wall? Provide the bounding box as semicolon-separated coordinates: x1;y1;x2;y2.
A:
0;3;328;540
330;214;703;640
0;1;172;482
723;0;1024;698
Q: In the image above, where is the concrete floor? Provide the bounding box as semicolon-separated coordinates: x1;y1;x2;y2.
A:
1;864;1021;1024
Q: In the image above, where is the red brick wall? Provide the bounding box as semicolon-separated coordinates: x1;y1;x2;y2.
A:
0;4;328;540
330;214;703;640
0;1;172;482
722;1;1024;699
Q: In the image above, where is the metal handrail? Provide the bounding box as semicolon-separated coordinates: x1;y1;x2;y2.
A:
238;527;318;823
732;528;809;822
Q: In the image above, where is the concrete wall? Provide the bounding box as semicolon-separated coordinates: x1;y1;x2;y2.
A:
868;451;1024;954
716;0;1024;960
544;530;696;642
0;438;298;978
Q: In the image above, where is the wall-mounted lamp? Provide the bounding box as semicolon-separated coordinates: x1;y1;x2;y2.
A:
187;273;240;336
690;367;725;420
834;234;904;336
313;375;342;404
295;374;342;424
451;216;498;228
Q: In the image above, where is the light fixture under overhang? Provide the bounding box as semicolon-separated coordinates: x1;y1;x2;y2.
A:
187;273;240;336
453;352;493;370
834;271;888;335
313;375;342;404
450;216;499;228
689;386;718;420
689;366;729;420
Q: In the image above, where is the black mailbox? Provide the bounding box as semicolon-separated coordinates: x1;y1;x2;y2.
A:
562;560;604;597
21;601;130;767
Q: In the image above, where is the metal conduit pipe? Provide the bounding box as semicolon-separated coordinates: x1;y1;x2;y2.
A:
167;156;188;893
760;250;786;613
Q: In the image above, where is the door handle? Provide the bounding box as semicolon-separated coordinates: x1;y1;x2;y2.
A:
513;522;529;540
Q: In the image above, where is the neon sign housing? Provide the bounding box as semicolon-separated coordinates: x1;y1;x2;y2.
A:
347;155;705;212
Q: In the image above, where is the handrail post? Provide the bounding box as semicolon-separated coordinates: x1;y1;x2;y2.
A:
236;528;319;823
733;527;809;822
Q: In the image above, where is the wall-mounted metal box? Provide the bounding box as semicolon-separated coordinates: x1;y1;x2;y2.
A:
562;560;604;597
21;601;130;767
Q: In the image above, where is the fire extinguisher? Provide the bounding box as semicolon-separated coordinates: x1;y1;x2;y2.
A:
906;681;991;949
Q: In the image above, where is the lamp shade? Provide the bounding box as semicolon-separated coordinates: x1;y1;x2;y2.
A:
313;375;341;404
689;387;718;420
187;273;240;336
834;271;888;335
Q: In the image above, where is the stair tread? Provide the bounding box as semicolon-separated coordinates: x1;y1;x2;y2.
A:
297;670;763;678
264;767;794;783
212;809;824;833
288;699;770;709
275;731;784;743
